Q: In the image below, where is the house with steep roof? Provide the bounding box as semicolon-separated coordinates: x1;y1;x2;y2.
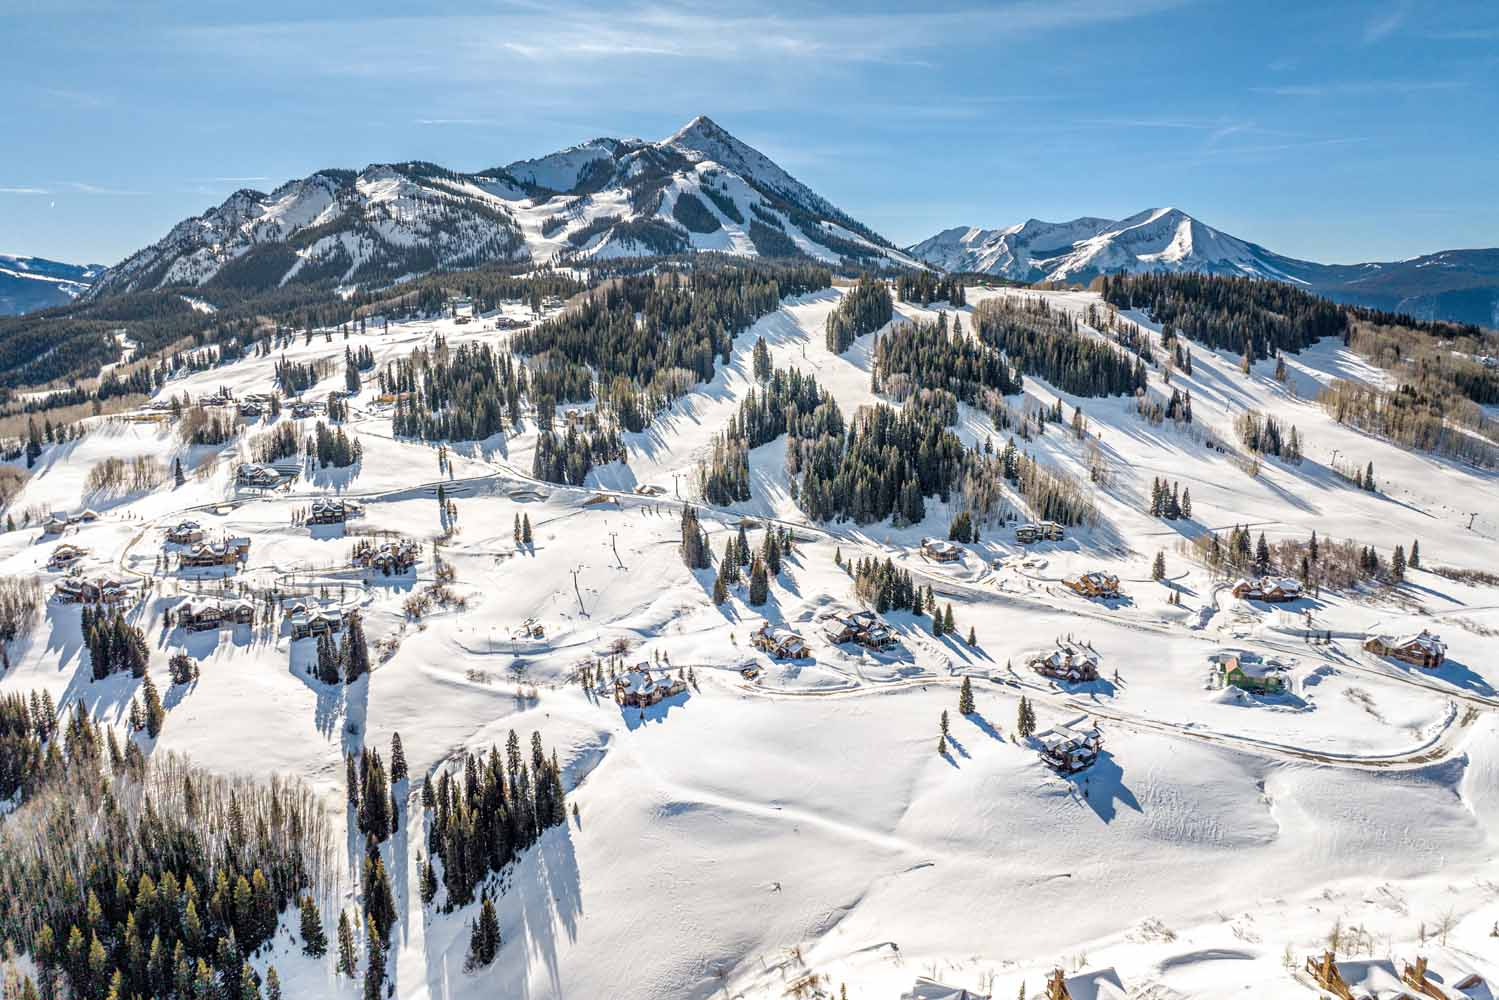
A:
1030;639;1100;683
751;622;809;659
1063;571;1120;599
1364;630;1447;669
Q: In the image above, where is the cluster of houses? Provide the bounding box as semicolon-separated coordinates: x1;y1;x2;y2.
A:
47;543;89;569
1364;630;1447;669
1232;576;1304;602
920;538;963;563
751;621;809;659
281;597;345;640
200;389;235;407
1014;520;1066;544
352;538;418;574
1063;571;1121;599
176;596;257;631
290;399;325;419
1034;718;1105;774
166;520;205;544
1210;650;1289;694
42;509;101;536
820;610;899;651
54;574;135;605
1029;639;1101;683
1305;949;1487;1000
309;497;362;526
601;666;689;708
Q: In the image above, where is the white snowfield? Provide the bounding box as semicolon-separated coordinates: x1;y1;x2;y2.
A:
3;285;1498;1000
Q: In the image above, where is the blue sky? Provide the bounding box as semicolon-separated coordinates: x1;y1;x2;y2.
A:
2;0;1496;266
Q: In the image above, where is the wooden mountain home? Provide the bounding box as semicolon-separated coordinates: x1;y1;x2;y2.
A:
751;622;809;659
180;537;250;568
1030;639;1101;683
309;497;360;525
1400;954;1486;999
1015;521;1065;544
236;463;282;489
1034;720;1104;774
42;515;69;536
920;537;962;563
47;543;89;569
1063;571;1120;599
820;610;898;650
178;597;256;631
1231;576;1303;602
284;601;344;640
54;575;134;605
1364;630;1447;669
901;977;990;1000
352;538;418;574
166;520;205;544
1211;651;1288;694
606;666;688;708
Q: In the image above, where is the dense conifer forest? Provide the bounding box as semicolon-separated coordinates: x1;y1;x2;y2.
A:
971;297;1145;397
824;275;893;354
0;701;335;1000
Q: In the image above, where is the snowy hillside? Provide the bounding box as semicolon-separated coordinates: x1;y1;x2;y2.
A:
88;116;917;299
3;274;1498;1000
0;253;105;315
909;210;1499;327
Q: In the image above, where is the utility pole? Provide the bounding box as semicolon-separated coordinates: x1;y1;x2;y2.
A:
571;564;586;616
609;532;624;570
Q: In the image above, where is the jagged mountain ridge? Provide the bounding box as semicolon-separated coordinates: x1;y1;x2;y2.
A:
0;254;105;315
908;208;1499;327
89;116;916;299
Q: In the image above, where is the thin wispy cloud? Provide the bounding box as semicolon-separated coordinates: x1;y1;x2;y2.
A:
1362;0;1411;44
1253;79;1468;97
0;186;51;195
58;181;145;195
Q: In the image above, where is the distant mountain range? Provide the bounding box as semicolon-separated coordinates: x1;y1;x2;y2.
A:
0;254;105;315
86;115;918;301
47;119;1499;329
906;209;1499;328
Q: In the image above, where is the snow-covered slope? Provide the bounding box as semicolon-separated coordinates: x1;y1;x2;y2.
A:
89;117;916;299
4;283;1499;999
0;253;105;315
910;210;1499;327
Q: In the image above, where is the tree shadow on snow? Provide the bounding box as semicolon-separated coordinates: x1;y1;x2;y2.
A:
1066;752;1141;824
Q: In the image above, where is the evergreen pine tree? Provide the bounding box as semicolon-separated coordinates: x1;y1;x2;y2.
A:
1391;544;1406;583
711;573;728;605
173;458;185;487
1152;551;1166;581
958;676;974;715
966;625;976;646
336;911;357;977
522;514;533;544
142;673;166;738
299;897;327;957
943;603;955;634
1179;488;1192;519
390;733;408;782
1409;540;1420;569
747;557;769;606
265;967;282;1000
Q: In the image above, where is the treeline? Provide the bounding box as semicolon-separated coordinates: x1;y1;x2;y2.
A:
1234;410;1304;463
1100;272;1347;360
825;275;893;353
872;312;1020;403
531;418;625;486
83;604;150;680
0;706;335;1000
697;368;842;505
972;297;1145;397
894;271;966;307
1186;526;1421;591
311;421;360;468
1319;379;1499;468
513;262;830;431
388;339;525;442
791;389;966;525
1348;317;1499;407
422;731;568;910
